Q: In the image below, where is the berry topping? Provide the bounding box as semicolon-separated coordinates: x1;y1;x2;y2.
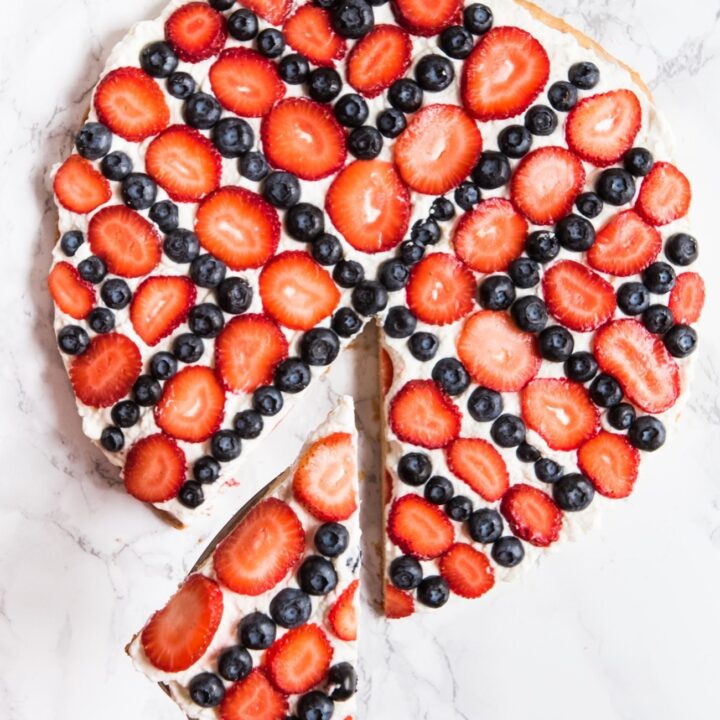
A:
326;160;410;253
220;668;288;720
130;276;196;347
439;543;494;599
284;5;346;66
462;27;549;120
48;262;95;320
635;162;692;226
446;438;509;502
332;0;375;39
328;580;358;641
53;155;111;214
123;433;186;502
391;0;462;37
394;104;483;195
389;379;461;449
141;574;223;672
214;497;304;596
165;2;227;63
669;272;705;324
387;494;455;559
500;484;562;547
261;98;346;181
577;430;640;499
240;0;291;25
665;233;698;266
189;673;225;708
510;146;585;225
552;473;595;511
384;583;414;619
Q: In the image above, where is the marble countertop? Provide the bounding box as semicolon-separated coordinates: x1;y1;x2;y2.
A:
1;0;719;718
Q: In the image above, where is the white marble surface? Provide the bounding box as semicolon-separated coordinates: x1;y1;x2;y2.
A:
1;0;720;718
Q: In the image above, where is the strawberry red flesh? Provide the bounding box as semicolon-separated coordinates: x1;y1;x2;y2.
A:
439;543;495;599
283;4;346;66
635;162;691;226
387;493;455;560
446;438;509;502
165;2;227;63
130;276;196;347
53;155;111;214
669;272;705;324
123;433;187;503
221;669;288;720
577;431;640;499
48;262;95;320
384;583;414;620
328;580;358;641
237;0;292;25
500;484;562;547
391;0;462;36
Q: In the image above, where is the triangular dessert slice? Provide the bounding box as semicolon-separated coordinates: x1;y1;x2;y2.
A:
127;397;360;719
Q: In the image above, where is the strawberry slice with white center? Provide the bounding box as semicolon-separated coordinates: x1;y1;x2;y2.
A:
566;89;642;166
380;347;393;396
543;260;617;332
456;311;541;392
439;544;495;599
593;319;680;413
221;669;288;720
48;262;95;320
70;333;141;408
577;431;640;499
384;583;414;620
215;314;288;393
406;253;476;326
462;26;550;120
391;0;462;36
237;0;292;25
265;623;334;694
195;187;280;271
261;98;346;181
123;433;187;503
53;155;111;214
521;378;600;452
88;206;162;278
393;104;483;195
259;251;340;331
589;210;662;277
213;497;305;596
389;379;461;450
669;272;705;324
446;438;509;502
635;162;692;226
145;125;221;202
347;24;412;98
129;276;196;347
165;2;227;63
293;432;358;522
209;48;286;118
387;494;455;560
283;4;346;66
328;580;359;641
94;67;169;142
141;574;223;672
510;146;585;225
326;160;410;253
154;366;226;443
453;199;528;273
500;484;563;548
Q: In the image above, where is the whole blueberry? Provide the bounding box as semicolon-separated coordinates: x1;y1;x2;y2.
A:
331;0;374;39
384;306;417;339
111;400;140;429
508;258;540;288
415;54;455;92
286;203;325;241
556;214;595;252
376;108;407;138
387;79;423;113
233;409;264;439
628;416;666;451
151;200;181;233
378;258;410;291
525;230;560;263
564;351;598;382
491;414;526;448
432;357;470;396
75;122;112;160
407;331;439;361
430;196;455;222
100;426;124;452
517;442;541;463
596;168;636;206
189;303;225;338
312;233;344;266
539;325;574;361
642;304;674;335
332;307;362;337
590;373;623;407
347;125;383;159
327;662;358;702
263;171;301;209
642;262;676;294
270;588;312;629
216;276;253;314
122;173;157;210
150;351;178;381
188;673;224;708
548;81;578;111
298;555;338;596
300;328;340;366
78;255;107;284
333;260;364;288
256;28;285;58
568;61;600;89
535;457;563;483
88;307;115;334
239;151;269;181
279;53;310;84
498;124;532;158
167;71;196;99
464;3;493;34
492;537;524;567
664;324;698;358
553;473;595;511
389;555;424;590
665;233;698;266
193;456;221;484
511;296;548;333
467;386;502;422
472;151;511;190
398;452;432;486
334;93;369;127
60;230;84;257
467;508;503;544
253;386;284;415
274;358;311;393
308;67;343;103
164;228;201;263
399;240;425;266
212;117;254;158
297;692;335;720
454;181;481;210
101;151;132;181
525;105;558;136
575;192;604;219
140;41;178;78
445;495;473;521
617;282;650;316
416;576;450;608
184;92;222;129
411;218;441;245
218;646;252;682
424;476;455;505
314;522;350;557
133;375;162;406
101;278;132;309
238;612;276;650
351;280;388;316
607;403;636;431
172;333;205;363
228;8;259;40
624;147;654;177
439;26;474;59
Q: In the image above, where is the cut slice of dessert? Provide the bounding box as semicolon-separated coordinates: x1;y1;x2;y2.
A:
127;397;361;720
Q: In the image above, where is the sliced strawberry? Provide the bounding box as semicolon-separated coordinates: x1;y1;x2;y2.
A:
510;146;585;225
391;0;462;36
221;669;288;720
48;262;95;320
406;253;476;326
389;379;461;450
593;319;680;413
328;580;358;642
293;432;357;522
566;90;642;166
195;187;280;271
154;366;225;443
209;48;286;118
94;67;169;142
543;260;617;332
462;26;549;121
213;498;304;596
123;433;186;503
69;333;141;407
165;2;227;63
387;494;455;560
215;314;288;393
88;206;162;278
380;347;393;396
326;160;410;253
500;484;562;548
347;24;412;98
384;583;414;620
456;311;541;392
141;574;223;672
53;155;111;215
237;0;292;25
589;210;662;277
439;544;495;599
669;272;705;324
129;276;196;347
521;378;600;452
145;125;221;202
393;104;483;195
446;438;509;502
577;431;640;499
261;98;346;181
453;199;528;273
259;251;340;331
635;162;692;226
283;4;346;66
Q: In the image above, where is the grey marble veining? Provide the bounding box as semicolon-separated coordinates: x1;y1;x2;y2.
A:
1;1;719;718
